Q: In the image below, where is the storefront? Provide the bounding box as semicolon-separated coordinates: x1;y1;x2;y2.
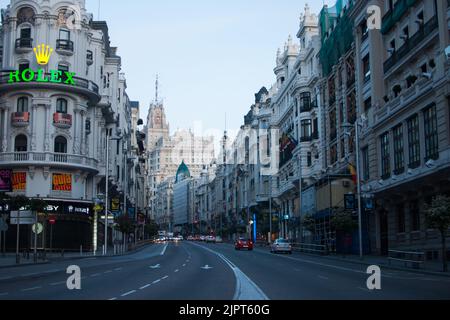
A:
4;200;93;252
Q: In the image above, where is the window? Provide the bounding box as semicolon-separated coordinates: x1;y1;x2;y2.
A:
360;19;368;41
313;118;319;139
362;146;370;181
402;26;409;42
423;104;439;161
362;54;370;82
116;139;120;155
300;92;311;112
380;132;391;179
406;75;418;88
54;136;68;154
56;98;68;114
58;64;69;82
389;39;396;53
59;29;70;41
393;125;404;175
330;144;338;164
20;27;31;39
393;85;402;98
301;120;312;140
397;205;406;233
411;201;420;232
364;97;372;113
407;115;421;168
307;152;312;167
17;97;28;113
15;135;28;152
19;62;29;73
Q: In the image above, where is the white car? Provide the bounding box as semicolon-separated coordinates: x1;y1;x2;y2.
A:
215;236;223;243
270;239;292;254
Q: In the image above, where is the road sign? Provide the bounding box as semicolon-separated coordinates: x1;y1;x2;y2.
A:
10;211;34;219
0;219;8;232
49;215;56;225
10;217;36;225
32;223;43;235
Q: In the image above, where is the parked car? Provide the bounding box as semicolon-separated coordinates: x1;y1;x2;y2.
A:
215;236;223;243
206;235;216;243
187;236;194;241
270;238;292;254
235;238;253;251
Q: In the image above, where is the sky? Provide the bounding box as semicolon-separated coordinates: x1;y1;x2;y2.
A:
1;0;332;148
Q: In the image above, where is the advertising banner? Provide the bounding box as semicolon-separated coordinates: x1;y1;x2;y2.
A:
52;173;72;192
0;170;12;192
12;172;27;192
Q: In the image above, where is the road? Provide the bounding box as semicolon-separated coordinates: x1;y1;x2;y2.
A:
0;242;450;300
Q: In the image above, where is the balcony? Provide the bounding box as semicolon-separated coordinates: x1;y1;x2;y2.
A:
15;38;33;53
0;73;100;104
11;112;30;127
0;152;99;173
56;39;74;55
53;113;72;129
384;16;439;73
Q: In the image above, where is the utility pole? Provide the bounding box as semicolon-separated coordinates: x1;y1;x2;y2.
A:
104;130;110;256
355;121;363;259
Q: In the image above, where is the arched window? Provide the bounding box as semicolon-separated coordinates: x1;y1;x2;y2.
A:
56;98;68;114
54;136;67;154
15;135;28;152
17;97;29;113
17;7;35;25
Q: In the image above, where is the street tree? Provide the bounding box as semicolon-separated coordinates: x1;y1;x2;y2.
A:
331;209;358;255
425;195;450;272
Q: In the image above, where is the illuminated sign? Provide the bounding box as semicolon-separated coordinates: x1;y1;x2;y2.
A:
8;44;76;85
12;172;27;192
52;173;72;192
0;170;12;192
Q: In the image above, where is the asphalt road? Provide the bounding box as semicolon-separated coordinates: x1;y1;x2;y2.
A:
0;242;450;300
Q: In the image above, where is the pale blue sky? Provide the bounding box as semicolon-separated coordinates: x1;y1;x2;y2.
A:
1;0;331;139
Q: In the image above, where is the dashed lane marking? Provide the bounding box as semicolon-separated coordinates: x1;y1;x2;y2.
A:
162;276;169;280
182;264;186;267
104;271;113;274
152;279;161;284
318;275;329;280
160;243;168;256
91;273;101;277
0;293;9;296
21;286;42;292
140;284;152;290
121;290;136;297
50;281;66;286
174;269;179;273
109;297;117;301
114;268;123;271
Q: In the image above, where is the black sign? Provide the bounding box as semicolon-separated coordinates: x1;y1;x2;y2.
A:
44;202;92;216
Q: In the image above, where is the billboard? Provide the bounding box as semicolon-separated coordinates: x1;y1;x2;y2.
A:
12;172;27;192
0;170;12;192
52;173;72;192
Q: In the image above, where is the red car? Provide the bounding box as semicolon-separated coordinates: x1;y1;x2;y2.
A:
235;238;254;251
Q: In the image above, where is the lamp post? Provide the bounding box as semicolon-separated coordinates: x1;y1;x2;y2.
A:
104;130;122;256
342;118;364;259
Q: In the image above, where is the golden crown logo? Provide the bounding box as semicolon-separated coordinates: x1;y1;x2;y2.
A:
33;44;53;65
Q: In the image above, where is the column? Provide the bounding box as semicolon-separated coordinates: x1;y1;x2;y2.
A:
80;110;87;155
73;109;79;154
44;104;51;152
2;109;8;152
30;104;38;151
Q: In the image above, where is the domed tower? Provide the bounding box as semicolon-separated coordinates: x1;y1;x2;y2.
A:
175;161;191;183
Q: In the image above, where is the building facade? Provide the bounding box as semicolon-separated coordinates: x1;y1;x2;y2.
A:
0;0;135;251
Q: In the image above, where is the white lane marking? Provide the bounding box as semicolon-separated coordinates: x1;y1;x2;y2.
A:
152;279;161;284
0;293;9;296
22;273;39;277
50;281;66;286
182;264;186;267
0;277;12;281
174;269;179;273
44;269;60;274
140;284;152;290
162;276;169;280
201;265;213;270
160;243;168;256
104;271;113;274
109;297;117;301
114;268;123;271
318;275;329;280
191;243;269;301
150;264;161;269
21;286;42;292
83;258;97;261
121;290;136;297
358;287;371;292
91;273;101;277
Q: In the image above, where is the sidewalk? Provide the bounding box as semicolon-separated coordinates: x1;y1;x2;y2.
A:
0;241;153;269
302;252;450;277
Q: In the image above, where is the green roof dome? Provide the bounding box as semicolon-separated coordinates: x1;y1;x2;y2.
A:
176;161;191;183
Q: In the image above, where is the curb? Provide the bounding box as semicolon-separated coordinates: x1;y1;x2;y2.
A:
0;243;154;269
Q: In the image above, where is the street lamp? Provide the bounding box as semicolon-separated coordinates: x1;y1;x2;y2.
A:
104;130;122;256
342;117;365;259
